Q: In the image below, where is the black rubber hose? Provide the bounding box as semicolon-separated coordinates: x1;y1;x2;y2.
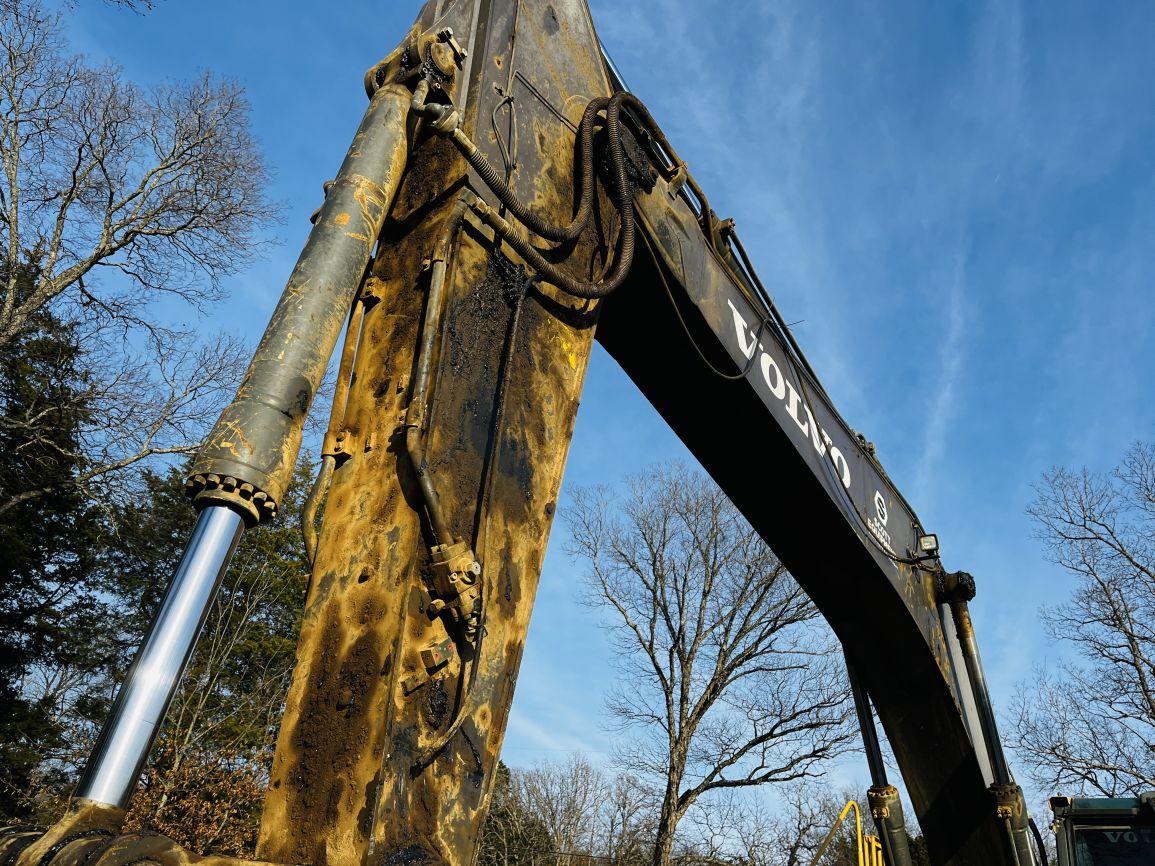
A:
469;194;631;299
603;91;637;280
466;91;640;299
459;96;608;243
444;88;686;299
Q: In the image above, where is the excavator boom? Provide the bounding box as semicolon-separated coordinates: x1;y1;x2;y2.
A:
0;3;1043;866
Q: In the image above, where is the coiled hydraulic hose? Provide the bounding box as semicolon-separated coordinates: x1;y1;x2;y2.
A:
416;86;679;299
468;96;608;243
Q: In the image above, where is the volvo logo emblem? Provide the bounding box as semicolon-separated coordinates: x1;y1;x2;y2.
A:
873;490;888;526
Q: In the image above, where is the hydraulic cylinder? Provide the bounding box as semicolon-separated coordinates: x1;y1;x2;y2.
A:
72;76;415;812
846;654;913;866
942;571;1038;866
186;81;414;525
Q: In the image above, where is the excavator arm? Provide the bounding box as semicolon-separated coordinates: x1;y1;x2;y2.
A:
0;3;1040;866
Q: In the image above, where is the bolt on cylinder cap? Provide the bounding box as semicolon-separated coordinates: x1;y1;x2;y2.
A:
184;472;276;526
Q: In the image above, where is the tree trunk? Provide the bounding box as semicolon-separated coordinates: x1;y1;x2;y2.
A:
651;822;677;866
651;786;682;866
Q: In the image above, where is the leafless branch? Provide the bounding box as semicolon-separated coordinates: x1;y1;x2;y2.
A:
0;0;275;350
0;329;247;514
1011;441;1155;796
564;463;854;866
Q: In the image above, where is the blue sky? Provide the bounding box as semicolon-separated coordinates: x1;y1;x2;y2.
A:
62;0;1155;821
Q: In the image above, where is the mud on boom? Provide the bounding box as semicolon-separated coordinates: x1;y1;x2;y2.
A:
0;2;1055;865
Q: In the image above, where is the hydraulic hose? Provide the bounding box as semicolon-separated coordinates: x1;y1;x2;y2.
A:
418;88;681;299
302;276;371;568
459;96;608;243
301;454;335;567
404;195;472;549
465;190;631;298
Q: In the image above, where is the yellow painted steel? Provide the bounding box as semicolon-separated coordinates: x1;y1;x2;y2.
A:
808;800;887;866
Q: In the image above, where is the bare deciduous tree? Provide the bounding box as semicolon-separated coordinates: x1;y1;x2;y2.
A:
0;328;245;514
0;0;276;511
0;0;273;347
517;755;609;857
480;762;550;866
479;757;652;866
602;773;654;866
765;784;867;866
674;783;877;866
1011;441;1155;797
565;464;854;866
763;785;829;866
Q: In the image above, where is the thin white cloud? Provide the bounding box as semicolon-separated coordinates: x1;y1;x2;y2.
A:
503;708;610;768
914;242;969;508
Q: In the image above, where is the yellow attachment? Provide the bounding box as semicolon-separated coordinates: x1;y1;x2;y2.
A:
808;799;887;866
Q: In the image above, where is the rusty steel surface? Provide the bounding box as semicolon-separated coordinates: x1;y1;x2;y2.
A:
258;2;612;865
6;2;1028;865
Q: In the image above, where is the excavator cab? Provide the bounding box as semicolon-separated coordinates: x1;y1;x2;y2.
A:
1050;794;1155;866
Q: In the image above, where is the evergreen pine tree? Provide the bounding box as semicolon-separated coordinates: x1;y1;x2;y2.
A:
0;273;107;817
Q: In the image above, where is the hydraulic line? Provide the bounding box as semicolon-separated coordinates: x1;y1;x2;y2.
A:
403;197;498;772
459;92;636;298
462;96;607;242
465;191;631;298
642;229;770;381
302;288;369;567
302;455;335;568
405;88;640;758
417;87;688;299
725;228;830;401
403;197;472;549
418;274;538;773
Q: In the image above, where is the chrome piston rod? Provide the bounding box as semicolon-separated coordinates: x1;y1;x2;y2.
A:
71;66;416;809
74;505;244;808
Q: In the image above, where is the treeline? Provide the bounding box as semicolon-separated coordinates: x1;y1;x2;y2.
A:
476;756;929;866
0;0;281;849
